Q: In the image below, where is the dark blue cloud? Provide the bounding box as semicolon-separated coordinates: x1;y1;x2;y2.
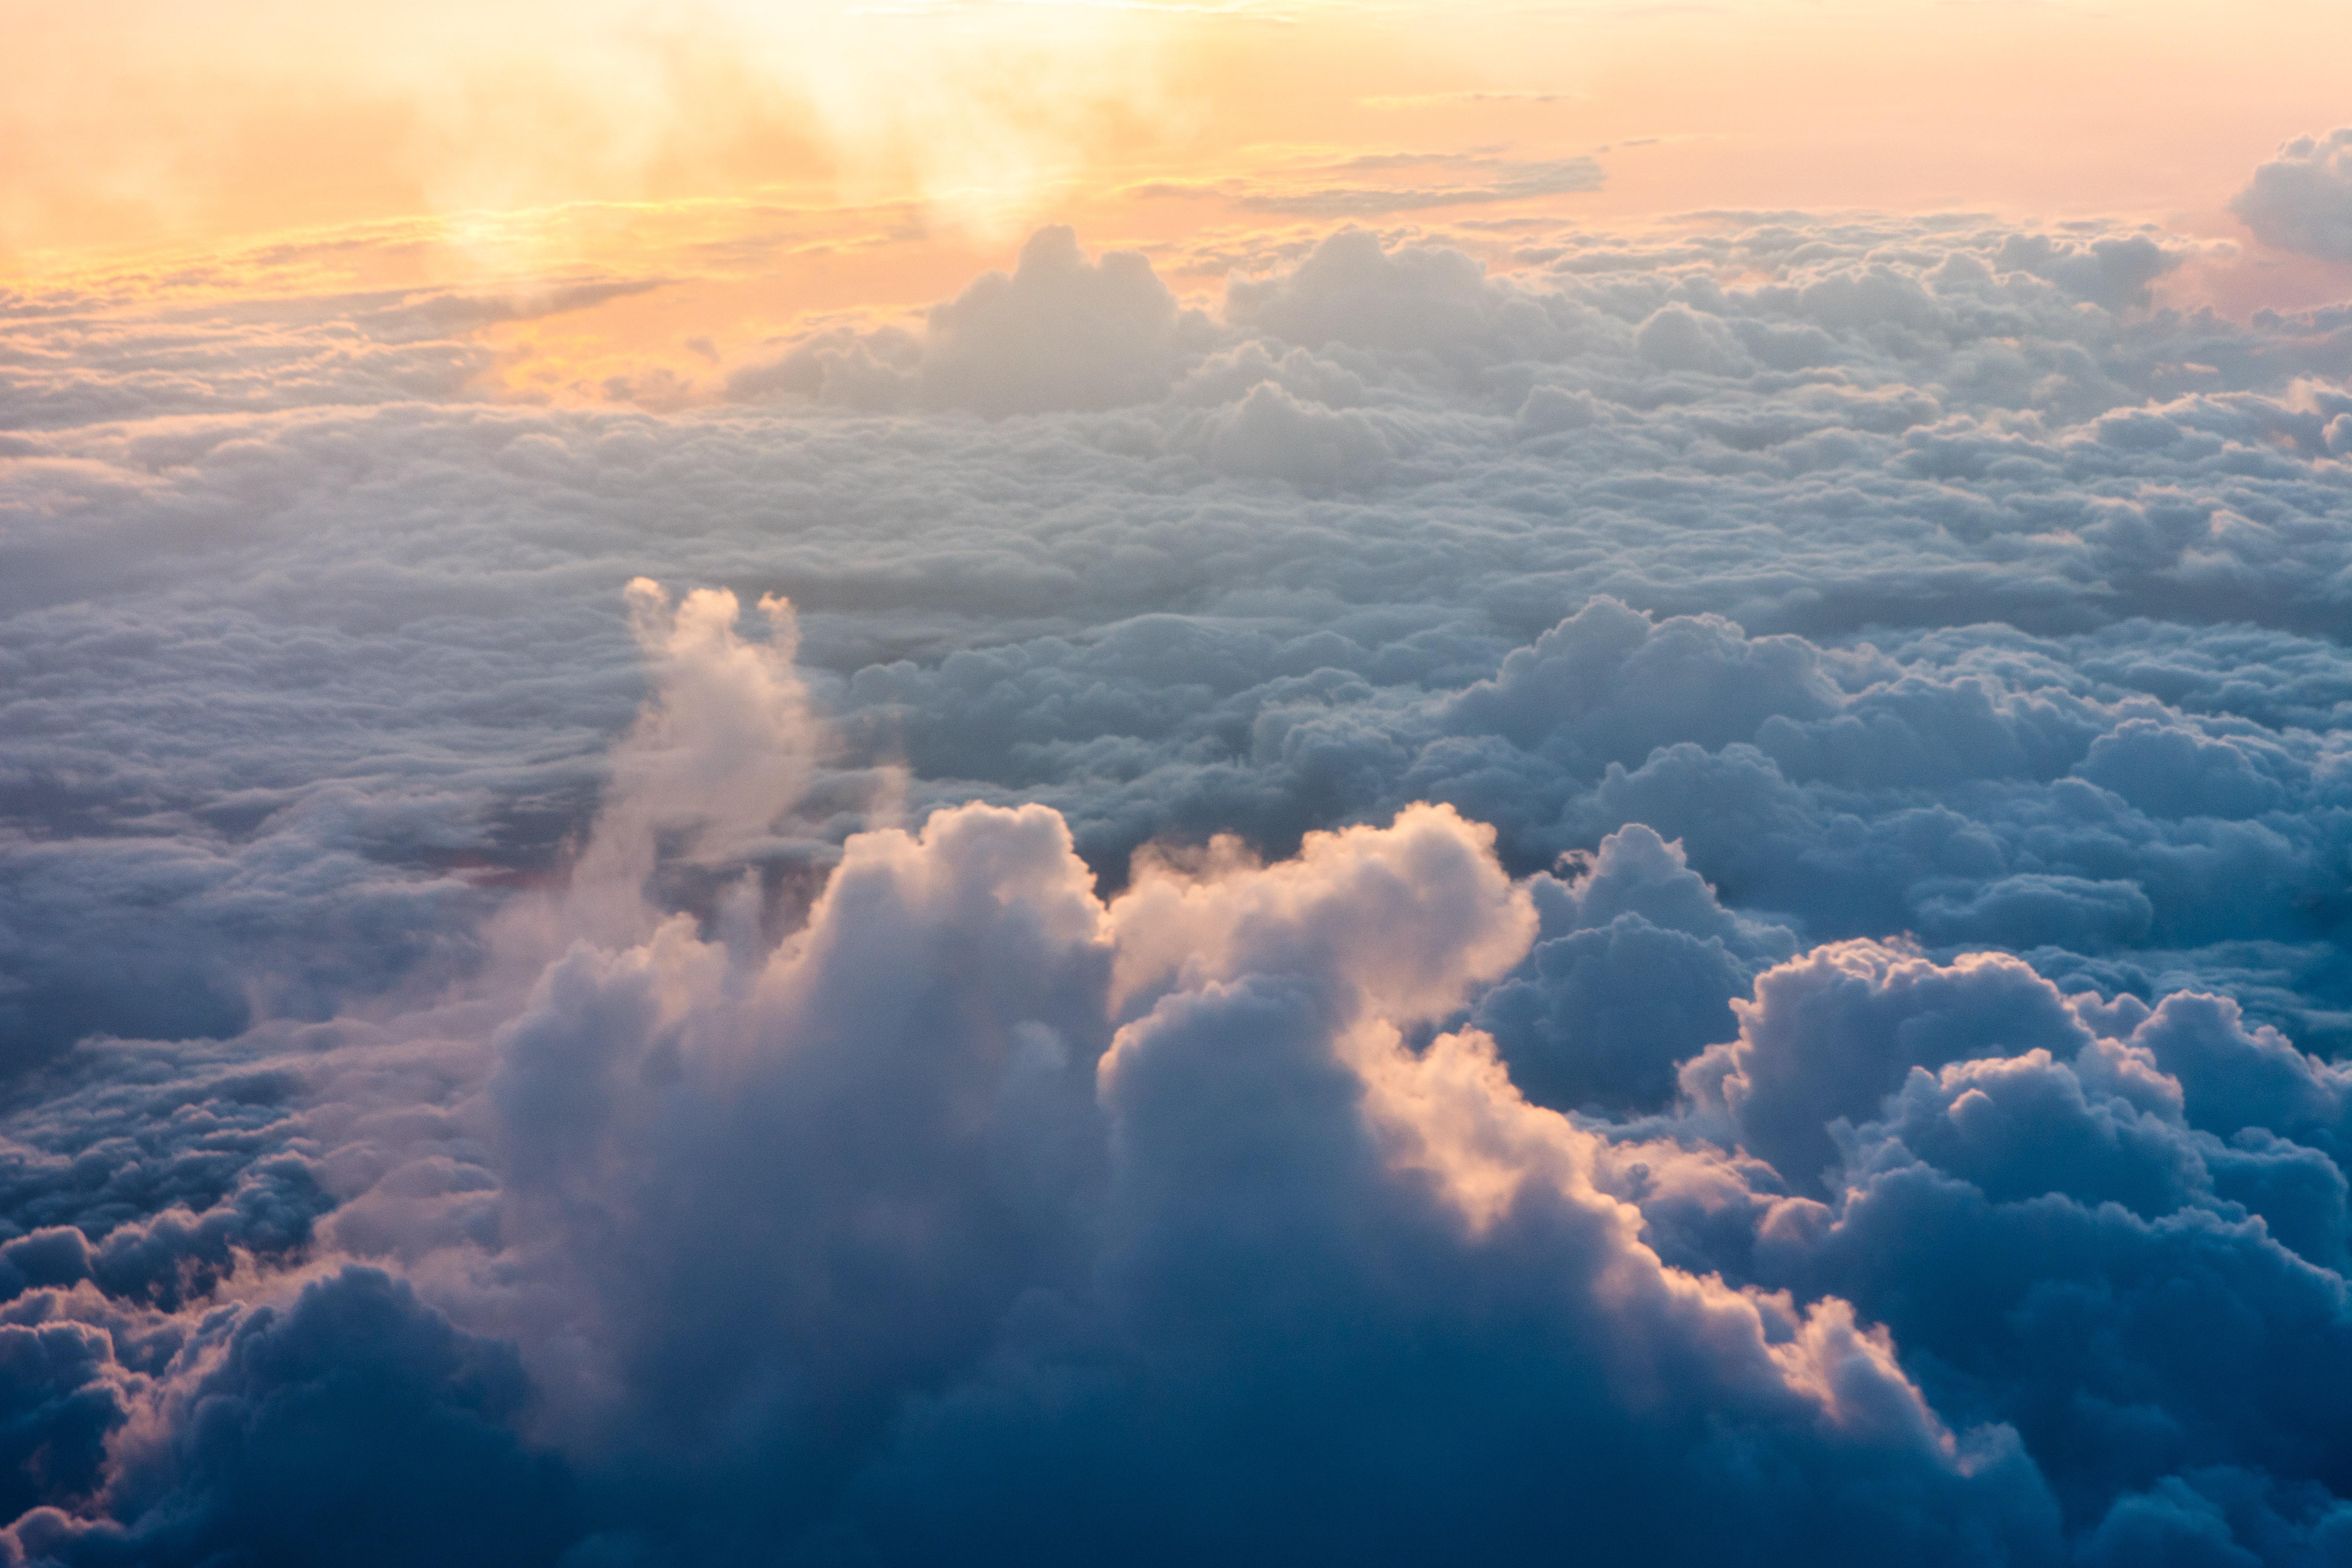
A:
13;1268;578;1568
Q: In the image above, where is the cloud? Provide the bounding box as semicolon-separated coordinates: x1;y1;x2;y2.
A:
8;1267;579;1568
4;151;2352;1561
447;780;2066;1562
1472;822;1793;1113
730;227;1201;416
2075;717;2288;820
1723;969;2352;1537
546;577;818;949
2232;129;2352;264
1225;225;1568;365
1200;379;1391;484
1680;942;2094;1196
1129;152;1606;220
1229;154;1607;217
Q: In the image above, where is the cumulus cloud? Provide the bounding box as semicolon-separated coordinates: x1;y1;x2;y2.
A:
5;761;2068;1563
5;152;2352;1562
1200;379;1391;484
730;227;1202;417
1473;822;1794;1113
544;577;817;949
2232;129;2352;263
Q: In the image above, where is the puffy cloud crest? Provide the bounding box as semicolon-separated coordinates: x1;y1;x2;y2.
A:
543;577;815;950
730;227;1199;416
2233;128;2352;263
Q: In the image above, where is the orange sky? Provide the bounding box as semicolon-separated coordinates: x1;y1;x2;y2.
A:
8;0;2348;400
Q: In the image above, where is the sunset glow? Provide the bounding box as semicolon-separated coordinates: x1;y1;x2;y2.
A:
13;0;2352;404
7;4;2352;1564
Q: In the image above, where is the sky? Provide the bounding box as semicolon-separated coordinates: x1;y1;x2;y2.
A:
4;2;2352;1563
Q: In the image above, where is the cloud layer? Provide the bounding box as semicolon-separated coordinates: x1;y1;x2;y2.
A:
4;180;2352;1563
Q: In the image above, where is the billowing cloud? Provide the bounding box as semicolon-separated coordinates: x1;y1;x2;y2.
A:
2232;129;2352;263
4;151;2352;1562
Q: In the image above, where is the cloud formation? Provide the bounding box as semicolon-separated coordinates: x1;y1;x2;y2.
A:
4;174;2352;1563
2233;128;2352;264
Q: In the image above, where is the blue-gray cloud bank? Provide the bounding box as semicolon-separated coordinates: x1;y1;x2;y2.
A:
4;179;2352;1565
